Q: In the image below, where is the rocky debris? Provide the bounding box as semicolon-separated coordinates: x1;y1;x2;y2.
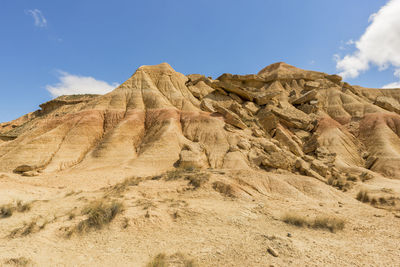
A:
291;90;318;105
297;103;318;114
14;165;37;173
200;98;216;112
271;104;314;131
214;104;247;129
257;109;278;134
375;96;400;114
274;126;303;156
243;101;259;114
262;151;295;171
254;81;284;105
237;139;252;150
187;81;214;99
304;81;320;91
303;135;320;153
178;144;209;169
295;159;325;182
310;159;329;177
324;74;342;84
228;93;242;104
210;79;255;101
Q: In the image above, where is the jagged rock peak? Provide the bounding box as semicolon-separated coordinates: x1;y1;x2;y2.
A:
257;61;325;81
257;62;299;75
135;62;176;74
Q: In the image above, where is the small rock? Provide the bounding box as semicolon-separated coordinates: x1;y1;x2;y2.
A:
243;101;260;114
304;81;320;91
22;171;39;177
267;246;279;257
287;233;292;237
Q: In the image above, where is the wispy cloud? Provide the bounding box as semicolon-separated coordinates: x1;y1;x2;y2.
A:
26;9;47;27
46;71;119;97
334;0;400;88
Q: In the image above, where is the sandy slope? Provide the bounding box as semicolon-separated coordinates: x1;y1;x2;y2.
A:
0;169;399;267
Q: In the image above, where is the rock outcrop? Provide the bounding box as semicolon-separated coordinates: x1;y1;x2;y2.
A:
2;62;400;180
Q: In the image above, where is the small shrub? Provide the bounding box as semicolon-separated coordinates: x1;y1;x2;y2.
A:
146;253;167;267
4;257;30;266
0;205;13;218
68;212;75;220
146;253;197;267
186;173;210;189
212;181;235;197
312;216;345;233
379;197;387;204
105;177;141;196
9;218;46;238
165;169;187;181
1;201;31;219
282;213;308;227
328;177;351;191
16;201;31;213
356;190;370;203
282;213;345;233
72;200;124;234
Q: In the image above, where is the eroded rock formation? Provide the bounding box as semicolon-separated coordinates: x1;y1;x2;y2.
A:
1;62;400;180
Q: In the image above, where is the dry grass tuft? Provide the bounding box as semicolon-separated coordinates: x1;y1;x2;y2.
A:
186;173;210;189
356;190;370;203
16;201;31;213
282;212;345;233
9;218;47;238
327;177;351;191
312;216;345;233
1;201;31;219
212;181;235;197
104;177;142;197
0;205;14;218
282;213;308;227
146;253;197;267
67;200;124;236
146;253;167;267
4;257;30;266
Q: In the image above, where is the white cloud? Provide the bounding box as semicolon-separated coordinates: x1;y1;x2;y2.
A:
335;0;400;87
26;9;47;27
46;71;119;97
382;81;400;88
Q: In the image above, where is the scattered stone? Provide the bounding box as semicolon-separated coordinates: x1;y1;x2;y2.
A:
229;93;243;103
291;90;318;105
243;101;260;114
14;165;36;173
267;246;279;257
304;81;320;91
214;104;247;129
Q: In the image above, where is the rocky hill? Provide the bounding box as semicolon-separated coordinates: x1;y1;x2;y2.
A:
1;63;400;266
1;62;400;181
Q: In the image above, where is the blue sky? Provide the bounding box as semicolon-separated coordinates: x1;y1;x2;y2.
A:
1;0;399;122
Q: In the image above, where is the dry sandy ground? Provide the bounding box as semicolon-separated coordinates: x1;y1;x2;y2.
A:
0;168;400;267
